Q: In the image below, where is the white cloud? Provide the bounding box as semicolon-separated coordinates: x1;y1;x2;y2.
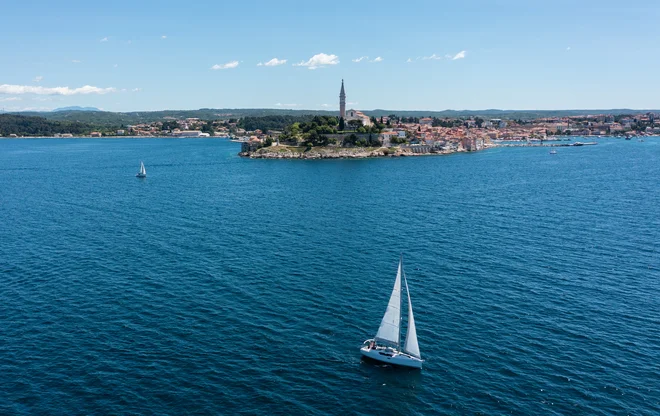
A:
0;84;117;96
211;61;239;70
566;46;571;51
352;56;368;63
294;53;339;69
422;54;443;60
113;64;118;68
320;104;331;107
100;37;109;42
72;60;82;63
0;97;21;102
452;50;466;60
258;58;287;67
2;106;52;112
406;58;412;63
275;103;299;108
161;35;167;39
33;76;43;83
347;101;358;105
131;88;141;92
371;56;383;63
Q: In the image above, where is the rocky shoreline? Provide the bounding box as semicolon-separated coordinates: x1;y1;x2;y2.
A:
239;145;471;159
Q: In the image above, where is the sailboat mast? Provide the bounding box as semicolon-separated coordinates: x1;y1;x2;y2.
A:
398;255;403;352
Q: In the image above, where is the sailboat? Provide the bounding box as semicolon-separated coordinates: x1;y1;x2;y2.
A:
360;256;424;369
136;161;146;178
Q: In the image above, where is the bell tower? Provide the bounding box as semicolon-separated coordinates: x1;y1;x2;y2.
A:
339;79;346;119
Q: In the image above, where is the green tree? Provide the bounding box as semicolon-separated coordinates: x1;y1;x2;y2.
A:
201;121;214;135
343;133;358;146
162;120;179;131
339;117;345;131
348;119;363;130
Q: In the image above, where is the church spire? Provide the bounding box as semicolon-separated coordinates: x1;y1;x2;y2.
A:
339;79;346;119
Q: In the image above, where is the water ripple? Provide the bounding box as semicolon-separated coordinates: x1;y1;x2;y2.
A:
1;138;659;414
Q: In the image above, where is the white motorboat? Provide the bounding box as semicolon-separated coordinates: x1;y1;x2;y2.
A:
360;256;424;369
136;161;146;178
550;150;557;154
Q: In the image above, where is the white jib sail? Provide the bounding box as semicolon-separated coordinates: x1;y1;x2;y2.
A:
140;162;146;175
375;259;402;346
403;274;421;358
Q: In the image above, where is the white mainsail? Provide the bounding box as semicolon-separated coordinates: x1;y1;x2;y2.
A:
139;162;146;175
375;258;402;346
403;274;421;358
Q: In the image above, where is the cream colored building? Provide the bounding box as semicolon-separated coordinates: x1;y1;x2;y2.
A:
344;109;372;127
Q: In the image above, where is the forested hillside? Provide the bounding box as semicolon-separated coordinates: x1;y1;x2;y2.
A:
0;114;95;136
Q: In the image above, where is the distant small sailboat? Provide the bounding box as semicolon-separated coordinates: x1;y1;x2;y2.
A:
360;256;424;369
136;161;146;178
550;149;557;154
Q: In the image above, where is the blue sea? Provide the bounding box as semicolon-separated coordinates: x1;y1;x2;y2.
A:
1;138;658;414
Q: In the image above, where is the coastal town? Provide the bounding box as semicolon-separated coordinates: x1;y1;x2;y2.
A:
235;80;658;158
2;80;659;157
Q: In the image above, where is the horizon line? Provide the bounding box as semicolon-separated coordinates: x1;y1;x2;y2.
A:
4;107;660;114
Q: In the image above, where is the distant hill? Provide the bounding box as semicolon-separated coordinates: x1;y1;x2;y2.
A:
0;114;95;136
12;108;338;126
52;106;101;112
7;107;659;127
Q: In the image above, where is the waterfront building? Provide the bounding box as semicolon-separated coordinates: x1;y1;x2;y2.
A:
171;130;209;137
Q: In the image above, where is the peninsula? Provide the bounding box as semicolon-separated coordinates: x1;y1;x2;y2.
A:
238;80;656;159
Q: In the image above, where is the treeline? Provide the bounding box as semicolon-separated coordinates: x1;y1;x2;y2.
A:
237;115;315;132
11;108;659;127
14;109;337;127
0;114;97;136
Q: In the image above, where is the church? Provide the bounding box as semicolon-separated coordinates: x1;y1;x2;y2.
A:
339;79;372;127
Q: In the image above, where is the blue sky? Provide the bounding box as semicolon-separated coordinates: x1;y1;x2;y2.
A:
1;0;660;112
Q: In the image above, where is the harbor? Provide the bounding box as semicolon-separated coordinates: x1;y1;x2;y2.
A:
493;141;598;148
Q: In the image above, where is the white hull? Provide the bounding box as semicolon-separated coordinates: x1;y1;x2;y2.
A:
136;173;146;178
360;345;423;369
